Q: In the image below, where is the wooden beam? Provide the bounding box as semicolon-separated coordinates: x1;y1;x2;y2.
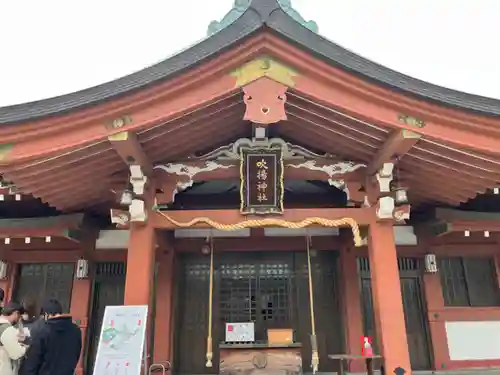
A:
153;158;366;205
0;213;90;241
414;220;453;238
108;131;152;176
152;207;377;229
415;208;500;238
367;130;421;175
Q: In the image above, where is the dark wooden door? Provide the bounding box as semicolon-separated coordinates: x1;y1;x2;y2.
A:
14;263;74;314
400;276;431;370
294;251;343;373
86;262;126;374
358;257;432;370
174;254;212;374
174;251;343;374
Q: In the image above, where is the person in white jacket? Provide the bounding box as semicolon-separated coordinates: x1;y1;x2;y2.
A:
0;302;27;375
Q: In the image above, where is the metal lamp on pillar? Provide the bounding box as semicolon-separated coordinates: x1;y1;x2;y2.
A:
110;182;148;227
75;258;89;279
119;189;134;206
424;253;438;273
394;188;408;205
391;165;410;222
0;261;9;280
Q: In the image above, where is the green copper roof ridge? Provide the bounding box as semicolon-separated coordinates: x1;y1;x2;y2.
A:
207;0;251;36
277;0;318;33
206;0;318;36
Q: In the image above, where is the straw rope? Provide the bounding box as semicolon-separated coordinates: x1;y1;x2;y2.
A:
205;239;214;368
307;237;319;374
156;212;363;246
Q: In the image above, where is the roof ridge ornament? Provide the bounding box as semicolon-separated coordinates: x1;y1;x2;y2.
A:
207;0;318;36
207;0;251;36
277;0;318;33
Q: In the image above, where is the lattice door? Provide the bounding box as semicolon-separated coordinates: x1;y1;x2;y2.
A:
174;255;213;374
358;257;432;370
175;251;343;374
218;254;293;342
86;262;126;374
14;263;74;314
294;251;343;373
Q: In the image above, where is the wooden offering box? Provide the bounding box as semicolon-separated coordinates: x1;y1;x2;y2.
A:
267;328;293;345
219;342;302;375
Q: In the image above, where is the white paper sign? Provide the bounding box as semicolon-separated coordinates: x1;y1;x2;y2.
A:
225;322;255;342
93;305;148;375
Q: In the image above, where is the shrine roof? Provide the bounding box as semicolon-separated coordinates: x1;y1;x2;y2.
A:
1;0;500;125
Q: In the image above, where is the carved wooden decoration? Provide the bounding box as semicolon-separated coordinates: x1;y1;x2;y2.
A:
110;208;130;228
219;347;302;375
153;137;375;208
372;162;412;221
154;160;235;202
243;78;288;125
394;205;411;222
231;57;298;88
375;163;395;219
287;160;366;185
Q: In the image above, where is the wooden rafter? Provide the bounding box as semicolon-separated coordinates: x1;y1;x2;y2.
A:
108;131;152;176
366;130;421;176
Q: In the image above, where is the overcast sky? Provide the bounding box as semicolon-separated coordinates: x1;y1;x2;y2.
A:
1;0;499;107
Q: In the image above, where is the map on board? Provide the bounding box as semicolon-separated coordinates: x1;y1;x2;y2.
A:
225;322;255;342
93;305;148;375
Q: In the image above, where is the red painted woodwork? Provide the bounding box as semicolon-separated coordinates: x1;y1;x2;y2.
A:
242;77;288;124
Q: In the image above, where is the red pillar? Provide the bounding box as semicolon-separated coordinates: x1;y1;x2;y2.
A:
368;221;411;374
422;271;446;370
153;247;175;365
124;222;156;305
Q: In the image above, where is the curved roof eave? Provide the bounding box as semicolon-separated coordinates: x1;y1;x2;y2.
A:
1;0;500;126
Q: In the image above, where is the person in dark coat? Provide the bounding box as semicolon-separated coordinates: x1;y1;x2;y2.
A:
19;298;45;345
0;288;5;311
19;299;82;375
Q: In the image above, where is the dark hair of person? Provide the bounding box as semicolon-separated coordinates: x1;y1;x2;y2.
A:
40;299;63;315
22;297;38;319
1;302;25;316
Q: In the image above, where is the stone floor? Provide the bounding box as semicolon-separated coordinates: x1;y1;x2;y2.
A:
342;370;500;375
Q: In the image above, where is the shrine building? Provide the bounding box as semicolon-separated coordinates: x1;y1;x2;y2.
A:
2;1;500;375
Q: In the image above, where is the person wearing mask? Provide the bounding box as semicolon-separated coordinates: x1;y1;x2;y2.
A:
19;299;81;375
0;302;27;375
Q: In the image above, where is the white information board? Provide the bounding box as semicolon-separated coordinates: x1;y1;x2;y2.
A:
225;322;255;342
93;305;148;375
445;321;500;360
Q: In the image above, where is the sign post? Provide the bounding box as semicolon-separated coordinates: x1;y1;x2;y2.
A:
92;305;148;375
240;146;284;214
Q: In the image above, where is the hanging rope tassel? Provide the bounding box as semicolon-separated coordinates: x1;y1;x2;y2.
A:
206;238;214;368
306;236;319;374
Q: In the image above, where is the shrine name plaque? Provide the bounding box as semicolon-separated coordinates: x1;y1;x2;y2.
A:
240;147;284;215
